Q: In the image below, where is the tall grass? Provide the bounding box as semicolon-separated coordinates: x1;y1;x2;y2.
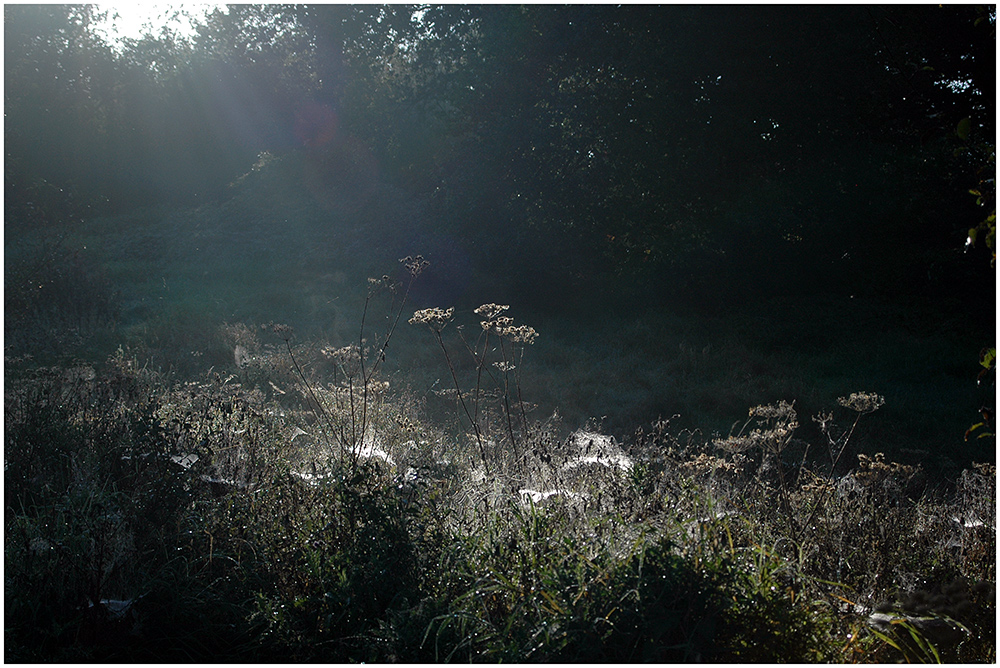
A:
6;263;994;662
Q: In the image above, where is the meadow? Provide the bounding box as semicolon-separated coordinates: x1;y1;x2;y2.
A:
5;167;996;661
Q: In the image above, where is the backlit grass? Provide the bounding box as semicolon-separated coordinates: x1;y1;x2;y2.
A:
5;177;994;661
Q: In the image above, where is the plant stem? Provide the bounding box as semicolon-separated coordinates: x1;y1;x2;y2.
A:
795;412;865;544
434;329;489;473
285;339;343;453
498;336;518;456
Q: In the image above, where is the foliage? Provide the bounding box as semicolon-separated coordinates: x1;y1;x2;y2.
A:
6;270;995;661
4;233;121;362
5;6;993;298
5;353;194;660
3;7;995;660
966;347;996;443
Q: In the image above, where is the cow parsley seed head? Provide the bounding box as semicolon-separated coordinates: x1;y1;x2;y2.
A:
503;324;538;344
409;307;454;330
475;303;509;320
400;255;430;277
749;400;796;420
838;392;885;414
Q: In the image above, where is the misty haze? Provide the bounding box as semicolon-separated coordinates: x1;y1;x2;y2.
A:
5;5;995;662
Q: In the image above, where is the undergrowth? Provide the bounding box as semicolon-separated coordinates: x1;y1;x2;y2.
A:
5;264;995;662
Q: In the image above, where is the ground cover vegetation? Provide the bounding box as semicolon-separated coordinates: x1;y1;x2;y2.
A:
5;4;995;662
5;266;996;661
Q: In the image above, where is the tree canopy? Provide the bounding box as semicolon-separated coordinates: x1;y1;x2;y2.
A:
5;4;994;304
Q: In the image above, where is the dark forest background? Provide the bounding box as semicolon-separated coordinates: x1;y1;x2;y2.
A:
5;4;996;464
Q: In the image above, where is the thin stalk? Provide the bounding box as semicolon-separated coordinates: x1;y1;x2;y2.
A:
434;329;489;473
347;374;358;469
498;336;518;455
352;273;417;474
284;339;343;451
514;344;530;439
457;324;497;432
473;328;490;428
772;432;798;537
795;411;865;544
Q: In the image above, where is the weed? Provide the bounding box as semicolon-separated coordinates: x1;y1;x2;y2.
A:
410;302;539;473
5;266;994;663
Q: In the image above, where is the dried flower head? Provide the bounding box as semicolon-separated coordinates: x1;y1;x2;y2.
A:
409;307;455;330
679;452;741;476
366;380;390;394
367;274;396;295
475;303;509;320
400;255;430;277
321;344;362;367
812;410;835;430
502;324;539;344
838;392;885;414
265;322;294;341
800;472;835;494
749;400;797;421
715;429;770;453
854;452;918;486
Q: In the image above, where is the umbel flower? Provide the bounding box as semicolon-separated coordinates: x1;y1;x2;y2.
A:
838;392;885;414
502;324;539;344
400;255;430;278
320;344;362;369
409;307;455;331
474;303;539;344
474;303;508;320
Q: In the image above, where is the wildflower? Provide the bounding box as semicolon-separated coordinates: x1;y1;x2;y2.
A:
838;392;885;414
715;429;771;453
812;410;834;430
367;274;396;295
474;303;509;320
502;324;539;344
400;255;429;277
749;400;796;420
409;307;455;330
321;344;362;367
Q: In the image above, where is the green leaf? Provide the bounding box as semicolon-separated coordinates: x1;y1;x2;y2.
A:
869;627;904;653
956;117;972;141
896;618;942;663
979;347;995;370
